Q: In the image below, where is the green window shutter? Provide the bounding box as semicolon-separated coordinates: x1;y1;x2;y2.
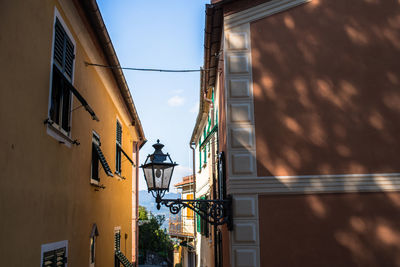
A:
196;209;201;233
198;140;202;171
203;146;207;164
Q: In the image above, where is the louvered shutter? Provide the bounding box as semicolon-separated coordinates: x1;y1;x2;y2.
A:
42;247;67;267
94;144;113;177
116;122;122;145
64;37;74;78
116;121;122;173
54;18;74;80
114;231;121;251
54;19;65;68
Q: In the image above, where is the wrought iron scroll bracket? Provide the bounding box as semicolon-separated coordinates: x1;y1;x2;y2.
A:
156;195;233;230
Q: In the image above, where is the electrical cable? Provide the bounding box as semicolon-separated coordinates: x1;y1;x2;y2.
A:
85;62;214;73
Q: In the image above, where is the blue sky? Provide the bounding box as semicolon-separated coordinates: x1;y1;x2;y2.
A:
97;0;209;191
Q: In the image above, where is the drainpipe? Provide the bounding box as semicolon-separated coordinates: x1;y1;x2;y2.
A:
134;138;146;267
190;142;197;267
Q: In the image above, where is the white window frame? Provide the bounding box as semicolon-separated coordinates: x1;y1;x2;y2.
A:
46;8;76;146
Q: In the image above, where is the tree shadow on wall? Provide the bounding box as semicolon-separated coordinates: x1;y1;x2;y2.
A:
248;0;400;266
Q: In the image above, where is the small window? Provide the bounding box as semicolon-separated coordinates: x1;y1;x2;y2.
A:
49;18;75;135
186;193;194;219
91;133;100;184
91;132;113;184
41;240;68;267
90;236;95;266
116;121;122;174
90;224;99;267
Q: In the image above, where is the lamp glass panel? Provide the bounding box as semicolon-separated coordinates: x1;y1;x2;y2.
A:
143;167;154;189
161;166;174;189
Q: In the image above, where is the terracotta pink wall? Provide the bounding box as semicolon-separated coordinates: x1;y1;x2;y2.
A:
259;192;400;267
250;0;400;177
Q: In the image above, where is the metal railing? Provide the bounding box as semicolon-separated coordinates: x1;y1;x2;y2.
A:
169;215;195;238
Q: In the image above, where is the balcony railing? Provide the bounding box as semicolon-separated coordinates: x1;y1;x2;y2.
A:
169;215;195;238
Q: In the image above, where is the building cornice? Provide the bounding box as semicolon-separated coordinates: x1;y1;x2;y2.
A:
224;0;311;29
228;173;400;195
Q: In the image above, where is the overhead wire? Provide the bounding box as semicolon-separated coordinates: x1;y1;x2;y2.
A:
85;62;214;73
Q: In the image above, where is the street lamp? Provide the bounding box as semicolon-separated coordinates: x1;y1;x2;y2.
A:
140;140;232;228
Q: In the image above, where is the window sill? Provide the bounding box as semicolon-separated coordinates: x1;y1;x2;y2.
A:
90;180;106;190
46;120;73;147
114;172;126;181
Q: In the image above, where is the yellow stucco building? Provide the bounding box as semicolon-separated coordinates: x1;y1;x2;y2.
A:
0;0;145;266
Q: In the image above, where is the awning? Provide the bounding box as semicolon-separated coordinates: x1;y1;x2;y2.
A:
94;144;113;177
118;144;134;166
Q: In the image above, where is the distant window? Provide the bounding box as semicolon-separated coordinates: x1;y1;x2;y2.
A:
186;193;194;219
90;224;99;267
196;196;209;237
91;133;101;184
41;240;68;267
90;236;95;266
116;121;122;174
49;18;75;134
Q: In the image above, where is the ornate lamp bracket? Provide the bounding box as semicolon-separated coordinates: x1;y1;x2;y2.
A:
156;194;233;230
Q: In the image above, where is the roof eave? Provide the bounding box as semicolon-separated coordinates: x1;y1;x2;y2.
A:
80;0;146;143
190;4;223;145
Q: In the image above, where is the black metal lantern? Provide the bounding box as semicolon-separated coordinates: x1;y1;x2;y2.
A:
140;140;177;204
140;140;232;229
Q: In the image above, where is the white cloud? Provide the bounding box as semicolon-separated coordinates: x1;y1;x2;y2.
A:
168;95;185;107
190;102;199;113
171;89;184;94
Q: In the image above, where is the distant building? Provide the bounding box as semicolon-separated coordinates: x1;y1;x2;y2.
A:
192;0;400;266
0;1;145;266
169;175;196;267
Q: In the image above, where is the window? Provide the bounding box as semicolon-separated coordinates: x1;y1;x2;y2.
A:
90;224;99;267
116;121;122;174
91;132;114;183
114;228;133;267
91;133;100;183
196;196;209;237
203;127;207;165
41;240;68;267
198;139;202;171
186;193;194;219
49;18;75;134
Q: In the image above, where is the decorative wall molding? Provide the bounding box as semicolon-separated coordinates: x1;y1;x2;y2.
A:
228;173;400;194
224;2;311;266
224;0;312;30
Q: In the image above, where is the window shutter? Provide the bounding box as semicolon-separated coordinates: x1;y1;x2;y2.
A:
42;247;67;267
64;37;74;78
54;19;65;68
54;18;74;79
114;231;121;251
198;140;202;171
196;202;201;233
94;144;113;176
116;122;122;145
